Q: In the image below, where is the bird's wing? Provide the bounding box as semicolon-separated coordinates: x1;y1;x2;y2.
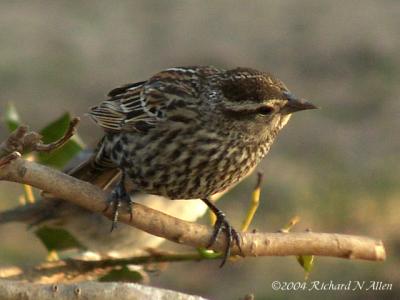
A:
88;66;221;132
88;80;147;132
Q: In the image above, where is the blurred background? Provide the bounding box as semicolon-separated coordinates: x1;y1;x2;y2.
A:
0;1;399;299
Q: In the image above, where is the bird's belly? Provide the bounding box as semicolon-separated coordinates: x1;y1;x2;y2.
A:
118;131;262;199
128;154;257;199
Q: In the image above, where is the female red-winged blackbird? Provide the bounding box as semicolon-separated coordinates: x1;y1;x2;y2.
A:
86;66;317;266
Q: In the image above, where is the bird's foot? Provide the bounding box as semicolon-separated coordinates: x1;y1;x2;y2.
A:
104;179;133;231
207;211;242;267
202;198;242;267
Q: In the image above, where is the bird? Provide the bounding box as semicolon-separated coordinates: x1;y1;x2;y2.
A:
83;66;316;267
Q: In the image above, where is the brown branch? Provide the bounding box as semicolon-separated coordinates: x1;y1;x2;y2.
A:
0;151;21;167
0;126;28;158
0;279;206;300
33;117;80;152
0;155;386;262
0;124;386;263
0;118;80;158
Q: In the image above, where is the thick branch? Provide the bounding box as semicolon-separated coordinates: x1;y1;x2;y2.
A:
0;157;386;262
0;279;206;300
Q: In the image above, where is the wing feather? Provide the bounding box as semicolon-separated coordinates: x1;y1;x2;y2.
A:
89;81;150;132
88;66;222;132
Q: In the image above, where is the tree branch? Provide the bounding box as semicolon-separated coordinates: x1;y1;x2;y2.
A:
0;279;206;300
0;125;386;263
0;155;385;262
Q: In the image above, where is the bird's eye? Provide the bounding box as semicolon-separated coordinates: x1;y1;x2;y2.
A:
257;106;273;115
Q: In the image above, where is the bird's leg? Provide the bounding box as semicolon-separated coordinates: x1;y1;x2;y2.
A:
107;172;133;231
202;197;242;267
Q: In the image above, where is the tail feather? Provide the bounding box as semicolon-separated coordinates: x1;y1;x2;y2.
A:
65;155;120;190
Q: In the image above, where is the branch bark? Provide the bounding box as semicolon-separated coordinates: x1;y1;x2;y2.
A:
0;279;207;300
0;156;386;262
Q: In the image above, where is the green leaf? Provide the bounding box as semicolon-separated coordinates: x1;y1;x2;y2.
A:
296;255;314;279
99;266;144;283
37;113;84;168
197;248;222;259
34;226;86;252
4;103;21;132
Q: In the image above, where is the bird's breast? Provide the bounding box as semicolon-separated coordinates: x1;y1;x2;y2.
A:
114;126;273;200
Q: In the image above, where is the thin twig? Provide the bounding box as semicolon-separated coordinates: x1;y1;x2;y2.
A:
0;126;27;157
242;172;263;231
33;117;80;152
0;118;80;158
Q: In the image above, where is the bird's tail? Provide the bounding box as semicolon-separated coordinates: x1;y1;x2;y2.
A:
63;135;120;189
47;153;120;194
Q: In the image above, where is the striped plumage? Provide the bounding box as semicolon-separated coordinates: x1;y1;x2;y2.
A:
87;66;317;266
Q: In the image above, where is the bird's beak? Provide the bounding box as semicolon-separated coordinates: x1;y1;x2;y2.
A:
282;93;318;114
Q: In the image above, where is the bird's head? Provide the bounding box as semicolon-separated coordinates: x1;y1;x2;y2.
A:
215;67;317;139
